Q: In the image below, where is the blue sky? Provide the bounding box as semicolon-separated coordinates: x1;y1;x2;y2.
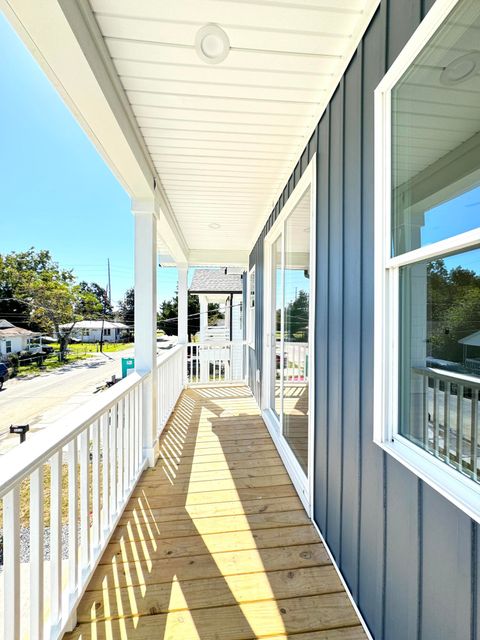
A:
0;13;179;306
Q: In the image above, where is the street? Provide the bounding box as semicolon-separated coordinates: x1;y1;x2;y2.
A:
0;348;133;454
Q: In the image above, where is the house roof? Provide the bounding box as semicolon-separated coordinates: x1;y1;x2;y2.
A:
59;320;130;330
459;331;480;347
0;319;39;338
189;269;243;294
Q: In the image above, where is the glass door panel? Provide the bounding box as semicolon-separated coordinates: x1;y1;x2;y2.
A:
270;235;283;418
283;188;310;473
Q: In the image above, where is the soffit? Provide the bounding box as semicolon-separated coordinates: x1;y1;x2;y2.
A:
89;0;378;260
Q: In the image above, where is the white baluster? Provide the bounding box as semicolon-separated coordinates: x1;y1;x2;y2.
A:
50;451;62;634
67;439;78;605
101;413;110;537
30;466;44;640
3;486;20;640
92;420;100;551
79;429;90;574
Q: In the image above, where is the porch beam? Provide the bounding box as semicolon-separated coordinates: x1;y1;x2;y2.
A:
133;198;159;467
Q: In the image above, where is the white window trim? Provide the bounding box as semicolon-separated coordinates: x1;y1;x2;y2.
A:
247;265;256;349
374;0;480;523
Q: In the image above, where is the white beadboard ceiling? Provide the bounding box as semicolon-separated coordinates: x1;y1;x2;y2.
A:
89;0;378;263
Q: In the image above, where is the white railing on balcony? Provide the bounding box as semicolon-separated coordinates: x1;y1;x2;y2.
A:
0;342;190;640
186;341;246;385
411;367;480;482
283;342;308;383
0;372;148;640
157;344;185;434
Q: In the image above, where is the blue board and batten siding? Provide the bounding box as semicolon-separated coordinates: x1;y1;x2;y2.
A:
247;1;479;638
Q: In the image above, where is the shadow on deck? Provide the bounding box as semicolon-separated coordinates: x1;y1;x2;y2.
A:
65;386;366;640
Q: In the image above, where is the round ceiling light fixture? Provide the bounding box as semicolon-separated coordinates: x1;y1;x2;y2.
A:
440;51;480;85
195;24;230;65
208;222;221;229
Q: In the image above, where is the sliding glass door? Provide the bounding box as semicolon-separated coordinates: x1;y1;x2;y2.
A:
283;189;310;474
263;168;314;507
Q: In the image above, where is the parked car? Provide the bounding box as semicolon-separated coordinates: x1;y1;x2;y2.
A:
0;362;10;390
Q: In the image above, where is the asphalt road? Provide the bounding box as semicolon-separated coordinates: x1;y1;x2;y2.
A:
0;348;133;455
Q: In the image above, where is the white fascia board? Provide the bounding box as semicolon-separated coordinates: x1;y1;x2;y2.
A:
188;249;250;267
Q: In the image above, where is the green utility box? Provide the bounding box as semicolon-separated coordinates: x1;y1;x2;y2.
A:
121;357;135;378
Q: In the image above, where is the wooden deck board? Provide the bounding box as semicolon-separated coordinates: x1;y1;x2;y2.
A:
65;386;366;640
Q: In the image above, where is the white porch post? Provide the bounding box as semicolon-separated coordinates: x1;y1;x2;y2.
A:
178;265;188;344
132;198;159;467
199;295;208;342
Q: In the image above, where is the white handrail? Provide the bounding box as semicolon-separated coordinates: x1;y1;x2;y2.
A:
1;371;149;640
0;372;145;498
157;343;185;434
0;344;189;640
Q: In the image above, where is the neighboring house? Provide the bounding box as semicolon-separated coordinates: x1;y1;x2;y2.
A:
59;320;130;343
0;319;39;358
3;2;480;640
189;268;244;343
189;268;245;381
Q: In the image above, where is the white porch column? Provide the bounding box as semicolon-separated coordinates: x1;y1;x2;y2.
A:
132;198;159;467
199;295;208;342
177;265;188;344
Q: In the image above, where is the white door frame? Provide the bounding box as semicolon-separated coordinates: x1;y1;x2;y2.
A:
262;156;316;516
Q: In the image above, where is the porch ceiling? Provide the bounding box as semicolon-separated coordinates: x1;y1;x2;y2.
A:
1;0;378;265
90;0;378;263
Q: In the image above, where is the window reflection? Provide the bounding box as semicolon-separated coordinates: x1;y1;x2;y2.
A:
283;189;310;474
399;247;480;481
391;0;480;256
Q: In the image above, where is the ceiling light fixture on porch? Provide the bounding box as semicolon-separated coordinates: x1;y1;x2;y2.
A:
209;222;221;229
440;51;480;85
195;24;230;64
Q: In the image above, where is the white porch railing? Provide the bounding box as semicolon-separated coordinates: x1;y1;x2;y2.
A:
0;341;247;639
411;367;480;481
157;344;185;434
186;341;246;385
283;342;308;383
0;343;189;640
0;372;148;640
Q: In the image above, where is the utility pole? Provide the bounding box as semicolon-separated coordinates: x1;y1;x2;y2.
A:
107;258;112;305
99;259;109;353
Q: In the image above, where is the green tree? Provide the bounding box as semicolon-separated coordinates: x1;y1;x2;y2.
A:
118;287;134;327
0;248;102;360
428;261;480;362
158;293;223;339
285;290;309;341
78;282;113;319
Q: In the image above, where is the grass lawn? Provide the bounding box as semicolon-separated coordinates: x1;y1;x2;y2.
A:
14;342;134;378
51;341;133;355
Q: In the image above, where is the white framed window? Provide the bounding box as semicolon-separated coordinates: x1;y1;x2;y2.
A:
6;340;12;354
247;266;256;348
374;0;480;522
